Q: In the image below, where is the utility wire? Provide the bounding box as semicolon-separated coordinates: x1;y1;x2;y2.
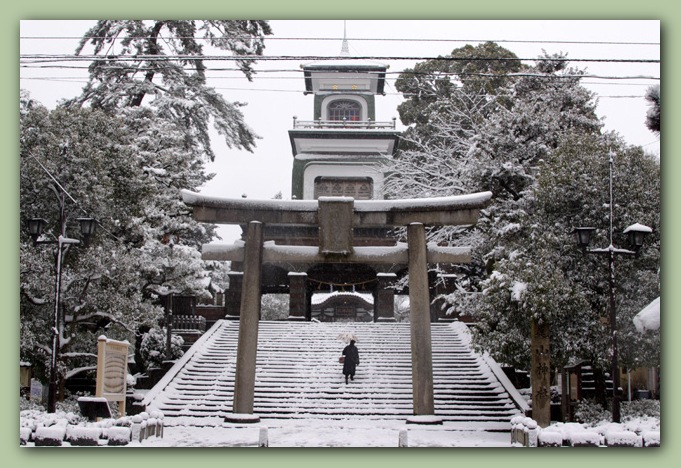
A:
20;35;661;47
19;63;661;78
26;154;121;242
18;77;651;98
20;54;660;64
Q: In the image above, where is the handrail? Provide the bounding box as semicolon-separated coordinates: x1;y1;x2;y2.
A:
171;314;206;331
292;117;396;130
140;320;226;408
481;352;531;415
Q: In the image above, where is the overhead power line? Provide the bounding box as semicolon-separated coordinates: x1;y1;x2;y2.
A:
18;76;653;99
19;63;661;78
20;35;661;47
20;71;660;82
20;54;660;64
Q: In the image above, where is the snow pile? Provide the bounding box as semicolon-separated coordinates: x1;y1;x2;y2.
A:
604;430;642;447
34;426;67;446
20;404;165;447
565;428;602;447
537;430;563;447
107;427;132;446
642;430;661;447
633;297;660;332
66;426;102;446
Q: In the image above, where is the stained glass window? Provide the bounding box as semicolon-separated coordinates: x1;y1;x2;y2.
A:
327;99;362;121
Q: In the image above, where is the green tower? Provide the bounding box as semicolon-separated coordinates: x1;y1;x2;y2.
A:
289;37;400;200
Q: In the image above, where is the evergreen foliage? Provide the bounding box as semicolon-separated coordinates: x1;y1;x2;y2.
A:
67;20;272;160
388;46;660;374
139;328;184;369
644;84;660;134
19;20;272;395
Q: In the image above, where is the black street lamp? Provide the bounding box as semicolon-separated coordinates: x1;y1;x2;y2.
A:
573;152;651;423
26;216;97;413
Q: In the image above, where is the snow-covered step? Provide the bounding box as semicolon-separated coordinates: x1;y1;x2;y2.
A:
144;321;523;426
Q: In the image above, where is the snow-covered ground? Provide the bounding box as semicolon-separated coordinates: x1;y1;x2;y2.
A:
19;410;512;447
20;403;659;448
133;419;511;447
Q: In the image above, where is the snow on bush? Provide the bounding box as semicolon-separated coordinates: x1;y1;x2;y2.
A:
139;327;184;369
106;426;131;446
66;426;102;446
34;426;66;446
19;427;32;445
574;399;611;425
566;429;602;447
537;430;563;447
642;430;660;447
623;399;660;420
604;430;642;447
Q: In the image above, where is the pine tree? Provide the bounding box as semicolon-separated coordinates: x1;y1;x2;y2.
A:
20;20;273;399
387;47;660;373
644;84;660;135
67;20;272;160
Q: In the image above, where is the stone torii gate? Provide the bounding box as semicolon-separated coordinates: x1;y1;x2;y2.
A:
181;190;492;423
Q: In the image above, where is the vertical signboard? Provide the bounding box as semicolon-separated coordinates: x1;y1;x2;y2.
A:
95;336;129;415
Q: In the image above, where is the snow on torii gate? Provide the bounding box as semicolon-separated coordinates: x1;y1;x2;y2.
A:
181;189;492;423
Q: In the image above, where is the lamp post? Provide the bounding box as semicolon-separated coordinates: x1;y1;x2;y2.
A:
573;152;651;423
27;216;97;413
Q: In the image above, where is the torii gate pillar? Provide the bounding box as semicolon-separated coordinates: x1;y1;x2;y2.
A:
231;221;263;422
407;223;439;422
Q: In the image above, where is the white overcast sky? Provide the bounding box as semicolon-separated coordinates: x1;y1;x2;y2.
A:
20;20;660;242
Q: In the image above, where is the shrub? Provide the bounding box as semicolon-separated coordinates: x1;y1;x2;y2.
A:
139;328;184;369
574;399;611;425
622;399;660;420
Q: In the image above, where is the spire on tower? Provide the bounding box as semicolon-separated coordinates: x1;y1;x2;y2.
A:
340;20;350;55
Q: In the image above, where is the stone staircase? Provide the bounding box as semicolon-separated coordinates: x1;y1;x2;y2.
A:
142;320;524;428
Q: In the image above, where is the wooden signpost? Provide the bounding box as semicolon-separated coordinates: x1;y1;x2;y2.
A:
94;335;130;416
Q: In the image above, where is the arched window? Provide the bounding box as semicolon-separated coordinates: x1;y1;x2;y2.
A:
327;99;362;121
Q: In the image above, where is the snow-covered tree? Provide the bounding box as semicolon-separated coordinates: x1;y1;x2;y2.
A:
471;133;660;371
644;84;660;135
388;47;659;375
20;20;273;401
393;41;522;150
384;43;523;296
465;59;658;371
388;51;602;295
20;101;161;387
19;100;217;394
67;20;272;160
139;328;184;369
470;53;602;270
63;20;273;303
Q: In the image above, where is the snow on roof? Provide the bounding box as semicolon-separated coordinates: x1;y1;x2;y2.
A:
311;291;374;305
633;297;660;332
623;223;653;233
181;189;493;212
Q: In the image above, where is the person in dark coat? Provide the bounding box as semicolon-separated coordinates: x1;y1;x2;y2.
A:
342;340;360;384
